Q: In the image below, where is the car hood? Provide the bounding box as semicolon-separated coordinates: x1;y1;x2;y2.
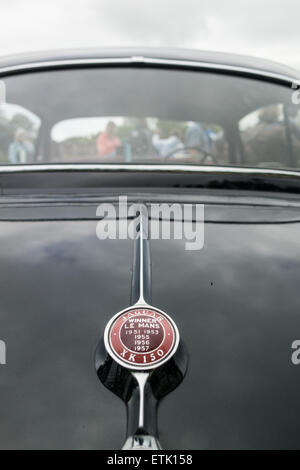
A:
0;210;300;449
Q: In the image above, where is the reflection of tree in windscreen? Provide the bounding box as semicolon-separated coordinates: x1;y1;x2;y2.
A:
156;120;187;139
58;135;98;161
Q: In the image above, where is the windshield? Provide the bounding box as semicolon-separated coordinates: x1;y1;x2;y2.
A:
0;67;299;169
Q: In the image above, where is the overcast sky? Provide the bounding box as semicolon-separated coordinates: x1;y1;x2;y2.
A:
1;0;300;71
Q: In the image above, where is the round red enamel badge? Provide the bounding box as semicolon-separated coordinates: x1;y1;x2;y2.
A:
104;307;179;370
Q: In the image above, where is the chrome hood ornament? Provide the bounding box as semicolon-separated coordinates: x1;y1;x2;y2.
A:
95;206;188;450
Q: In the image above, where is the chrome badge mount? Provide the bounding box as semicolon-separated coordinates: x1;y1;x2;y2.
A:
95;206;188;450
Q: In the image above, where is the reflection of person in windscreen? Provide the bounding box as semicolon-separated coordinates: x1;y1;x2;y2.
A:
97;121;122;158
287;107;300;164
242;106;286;166
287;107;300;139
184;122;211;155
130;118;153;157
152;128;183;158
8;128;34;164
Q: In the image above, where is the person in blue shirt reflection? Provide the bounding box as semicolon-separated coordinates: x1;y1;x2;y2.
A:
184;122;211;154
8;128;34;164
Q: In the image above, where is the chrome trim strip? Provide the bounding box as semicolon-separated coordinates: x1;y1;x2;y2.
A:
141;57;296;83
132;372;149;429
0;57;133;75
0;163;300;179
122;435;162;451
0;55;295;84
135;205;150;307
131;204;152;306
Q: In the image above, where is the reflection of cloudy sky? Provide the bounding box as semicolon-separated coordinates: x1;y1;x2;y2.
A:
52;117;168;142
51;117;125;142
1;0;300;71
0;103;41;127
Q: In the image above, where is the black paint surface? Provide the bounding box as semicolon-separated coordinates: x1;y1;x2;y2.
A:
0;214;300;449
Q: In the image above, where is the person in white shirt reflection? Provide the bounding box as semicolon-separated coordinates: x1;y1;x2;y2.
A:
152;128;183;158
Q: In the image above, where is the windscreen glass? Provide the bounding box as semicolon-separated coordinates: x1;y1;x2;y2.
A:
0;67;298;169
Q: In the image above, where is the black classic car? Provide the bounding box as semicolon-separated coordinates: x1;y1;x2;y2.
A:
0;48;300;450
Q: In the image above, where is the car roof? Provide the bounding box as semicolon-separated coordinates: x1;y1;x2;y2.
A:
0;47;298;82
